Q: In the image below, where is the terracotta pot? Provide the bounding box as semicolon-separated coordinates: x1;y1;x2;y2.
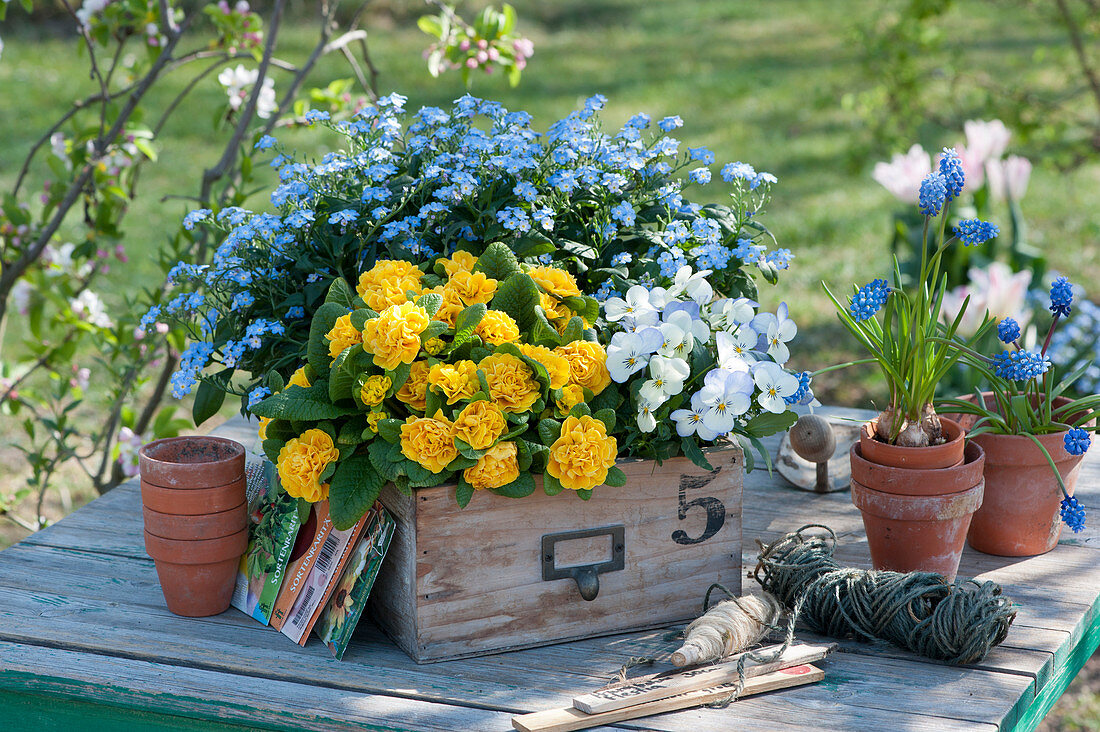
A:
850;441;985;580
139;436;245;489
140;478;246;515
144;528;248;617
143;503;247;541
952;393;1087;556
859;416;965;470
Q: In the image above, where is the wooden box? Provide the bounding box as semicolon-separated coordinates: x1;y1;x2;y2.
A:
368;446;743;663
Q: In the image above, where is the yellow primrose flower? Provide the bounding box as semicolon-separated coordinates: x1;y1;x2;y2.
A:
434;287;466;328
547;415;618;492
555;340;612;396
357;259;422;312
288;365;312;389
277;428;339;503
400;411;457;474
519;343;571;390
475;309;521;345
365;409;387;434
478;352;541;414
539;291;570;323
428;360;479;405
395;360;431;412
359;374;391;407
556;383;585;415
326;313;363;360
361;301;430;371
440;250;478;278
464;441;520;490
258;416;271;441
447;270;498;305
424;337;446;355
529;266;582;299
453;400;507;450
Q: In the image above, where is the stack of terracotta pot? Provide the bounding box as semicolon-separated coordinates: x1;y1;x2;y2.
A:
849;416;985;581
139;436;248;617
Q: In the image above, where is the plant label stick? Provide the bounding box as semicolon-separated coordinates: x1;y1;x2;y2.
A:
514;664;825;732
571;642;833;714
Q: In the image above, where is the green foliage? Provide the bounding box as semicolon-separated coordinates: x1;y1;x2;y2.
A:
473;241;523;281
250;383;359;421
328;453;385;529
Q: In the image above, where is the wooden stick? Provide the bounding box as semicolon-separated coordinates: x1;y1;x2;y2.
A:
571;641;834;715
513;664;824;732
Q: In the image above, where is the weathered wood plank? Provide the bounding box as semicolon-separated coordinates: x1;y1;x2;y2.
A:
0;642;523;732
0;570;1028;731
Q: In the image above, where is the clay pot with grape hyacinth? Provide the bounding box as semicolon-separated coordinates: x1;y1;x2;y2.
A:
825;148;997;578
941;277;1098;557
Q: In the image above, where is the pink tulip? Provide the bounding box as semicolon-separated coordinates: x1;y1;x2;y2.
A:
871;144;931;205
964;119;1011;164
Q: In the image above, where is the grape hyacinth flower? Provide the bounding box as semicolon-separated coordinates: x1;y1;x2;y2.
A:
1050;276;1074;317
1064;428;1091;456
938;147;965;202
992;349;1051;381
918;172;947;216
997;317;1021;344
850;278;890;321
954;219;999;246
1060;495;1086;533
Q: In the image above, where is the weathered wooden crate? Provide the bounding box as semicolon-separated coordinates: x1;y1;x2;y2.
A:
368;445;742;663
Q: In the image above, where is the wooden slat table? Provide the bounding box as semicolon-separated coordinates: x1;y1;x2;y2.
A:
2;410;1098;731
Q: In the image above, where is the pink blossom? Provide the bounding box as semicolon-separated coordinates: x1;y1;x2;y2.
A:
987;155;1032;203
488;47;500;61
156;322;170;335
941;262;1032;337
459;39;470;51
963;119;1011;164
871;144;931;205
476;50;489;63
513;38;534;57
954;144;985;190
70;366;91;390
477;39;488;50
465;57;478;69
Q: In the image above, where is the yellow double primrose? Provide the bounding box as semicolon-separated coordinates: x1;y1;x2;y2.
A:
476;309;521;345
288;365;312;389
277;428;340;503
478;352;541;414
447;270;498;305
326;313;363;360
400;410;458;474
396;361;431;412
428;361;479;405
529;266;582;300
361;301;430;371
464;441;520;490
439;250;477;279
547;415;618;492
555;340;612;396
359;375;391;407
518;344;570;390
453;400;506;450
357;259;422;312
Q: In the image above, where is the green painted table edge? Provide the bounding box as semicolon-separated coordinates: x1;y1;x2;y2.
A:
1010;593;1100;732
0;673;270;732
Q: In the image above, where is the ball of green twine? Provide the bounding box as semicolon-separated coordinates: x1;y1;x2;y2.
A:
753;525;1017;665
